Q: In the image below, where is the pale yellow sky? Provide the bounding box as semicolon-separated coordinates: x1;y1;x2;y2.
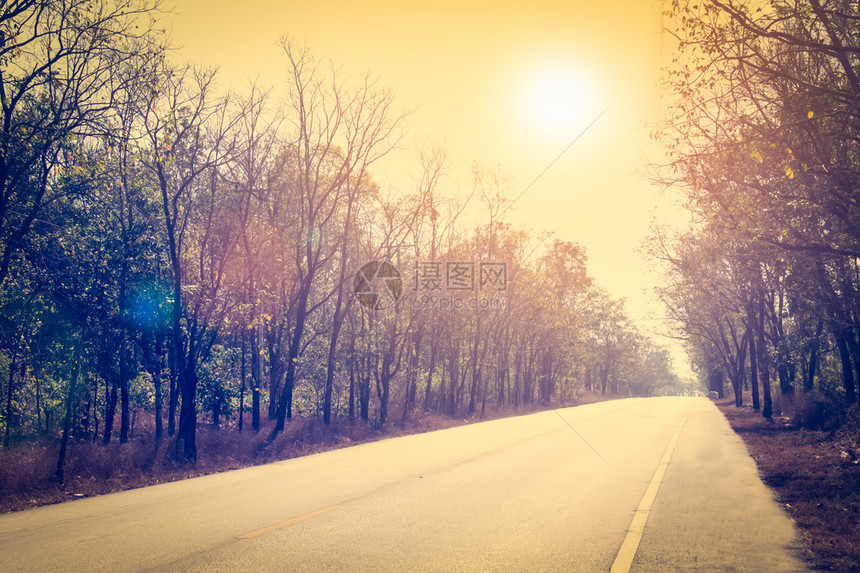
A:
167;0;692;376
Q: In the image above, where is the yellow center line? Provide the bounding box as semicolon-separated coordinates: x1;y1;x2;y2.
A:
610;414;687;573
238;505;340;539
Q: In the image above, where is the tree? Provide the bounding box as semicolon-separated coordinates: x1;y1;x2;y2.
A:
140;64;239;462
269;40;404;438
653;0;860;418
0;0;165;286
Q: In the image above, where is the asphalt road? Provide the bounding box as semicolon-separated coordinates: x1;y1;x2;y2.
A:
0;397;807;572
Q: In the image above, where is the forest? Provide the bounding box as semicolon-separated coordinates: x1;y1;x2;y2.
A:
652;0;860;426
0;0;683;483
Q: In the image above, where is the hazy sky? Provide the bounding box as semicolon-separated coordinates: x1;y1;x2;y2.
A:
168;0;691;374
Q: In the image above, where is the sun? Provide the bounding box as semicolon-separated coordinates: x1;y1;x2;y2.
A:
524;63;600;136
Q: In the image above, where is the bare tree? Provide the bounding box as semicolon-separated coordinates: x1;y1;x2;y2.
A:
269;40;404;437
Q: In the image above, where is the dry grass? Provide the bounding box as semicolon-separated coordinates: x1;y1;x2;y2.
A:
718;397;860;571
0;393;611;514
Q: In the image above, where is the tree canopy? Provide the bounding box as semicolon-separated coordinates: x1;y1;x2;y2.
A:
650;0;860;422
0;2;684;476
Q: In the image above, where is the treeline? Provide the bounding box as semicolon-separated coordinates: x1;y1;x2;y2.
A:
0;1;683;473
652;0;860;423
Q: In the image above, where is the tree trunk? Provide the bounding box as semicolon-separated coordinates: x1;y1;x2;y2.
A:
731;372;745;408
55;330;84;484
348;361;355;422
175;360;198;462
436;357;447;414
152;334;164;442
168;343;177;436
171;250;196;462
709;369;725;400
757;303;772;419
35;363;41;437
273;356;297;435
104;375;117;444
251;325;262;431
239;332;246;432
448;343;459;416
842;330;860;404
424;327;438;411
118;257;131;444
401;335;420;426
212;389;220;428
379;372;390;427
3;353;16;448
600;364;609;396
377;332;396;427
513;348;522;408
836;330;856;404
760;359;773;419
467;316;482;414
805;321;823;392
272;281;312;437
119;332;131;443
252;380;261;431
359;351;370;423
749;327;760;411
323;311;346;425
496;344;506;405
266;351;279;421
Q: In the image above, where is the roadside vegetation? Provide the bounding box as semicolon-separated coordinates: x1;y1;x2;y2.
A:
0;393;617;514
0;0;685;508
718;396;860;571
656;2;860;568
651;1;860;425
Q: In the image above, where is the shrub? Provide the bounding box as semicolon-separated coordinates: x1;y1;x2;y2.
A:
796;390;841;431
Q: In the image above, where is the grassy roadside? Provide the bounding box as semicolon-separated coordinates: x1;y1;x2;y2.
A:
717;398;860;571
0;392;612;515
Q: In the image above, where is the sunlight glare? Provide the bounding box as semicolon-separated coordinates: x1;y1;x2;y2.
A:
524;63;600;136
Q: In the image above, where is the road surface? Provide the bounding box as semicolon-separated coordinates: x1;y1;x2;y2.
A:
0;397;807;572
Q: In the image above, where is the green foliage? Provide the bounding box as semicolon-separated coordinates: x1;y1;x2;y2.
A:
0;9;679;468
652;0;860;418
197;345;239;426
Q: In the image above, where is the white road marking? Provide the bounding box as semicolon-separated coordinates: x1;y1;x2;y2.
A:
610;414;687;573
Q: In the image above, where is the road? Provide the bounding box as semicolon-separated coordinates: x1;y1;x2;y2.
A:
0;397;807;572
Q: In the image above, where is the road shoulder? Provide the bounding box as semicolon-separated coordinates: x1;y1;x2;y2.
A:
631;398;808;572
